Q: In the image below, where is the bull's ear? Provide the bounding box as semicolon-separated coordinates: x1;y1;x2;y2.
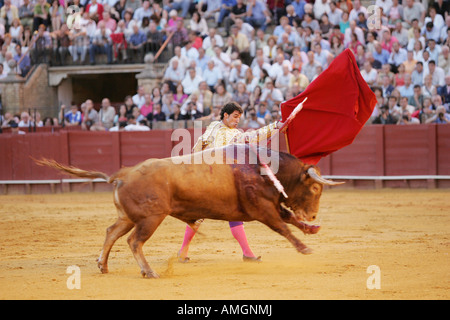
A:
307;167;345;186
299;171;307;182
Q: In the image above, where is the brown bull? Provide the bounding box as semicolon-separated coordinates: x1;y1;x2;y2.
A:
36;144;342;278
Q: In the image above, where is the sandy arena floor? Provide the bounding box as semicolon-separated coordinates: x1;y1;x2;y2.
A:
0;189;448;300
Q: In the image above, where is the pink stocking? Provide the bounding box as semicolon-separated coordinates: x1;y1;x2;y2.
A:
179;225;196;259
230;224;255;258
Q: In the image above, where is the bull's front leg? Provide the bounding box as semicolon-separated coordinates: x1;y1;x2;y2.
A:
269;220;313;255
255;204;313;254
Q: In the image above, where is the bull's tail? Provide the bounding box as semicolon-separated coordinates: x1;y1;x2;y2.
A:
34;158;111;182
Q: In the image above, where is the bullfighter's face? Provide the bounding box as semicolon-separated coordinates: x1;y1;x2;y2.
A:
223;111;242;129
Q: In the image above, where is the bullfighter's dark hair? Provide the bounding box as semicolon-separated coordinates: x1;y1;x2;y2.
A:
220;102;243;120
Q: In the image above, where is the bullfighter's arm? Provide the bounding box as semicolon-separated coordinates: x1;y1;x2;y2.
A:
231;121;280;146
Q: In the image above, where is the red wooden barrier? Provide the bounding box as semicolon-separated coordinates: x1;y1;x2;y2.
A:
1;125;450;192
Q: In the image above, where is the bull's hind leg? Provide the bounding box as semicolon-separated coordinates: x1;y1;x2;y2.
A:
97;216;134;273
127;214;166;278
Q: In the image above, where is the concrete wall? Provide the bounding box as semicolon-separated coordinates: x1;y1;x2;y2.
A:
0;64;58;118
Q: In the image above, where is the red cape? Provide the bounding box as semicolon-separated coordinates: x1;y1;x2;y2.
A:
281;49;377;165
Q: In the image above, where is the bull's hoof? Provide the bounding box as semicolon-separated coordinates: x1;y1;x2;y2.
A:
141;270;160;279
299;247;313;255
99;266;109;274
243;255;262;262
96;258;108;274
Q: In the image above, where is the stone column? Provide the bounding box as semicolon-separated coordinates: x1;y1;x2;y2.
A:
0;60;26;115
135;54;166;93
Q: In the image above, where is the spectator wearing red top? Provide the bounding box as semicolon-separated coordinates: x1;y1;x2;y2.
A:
381;29;398;53
86;0;104;23
140;94;153;118
188;30;203;50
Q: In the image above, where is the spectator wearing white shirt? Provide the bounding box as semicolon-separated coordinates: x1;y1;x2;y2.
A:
18;111;33;128
252;55;271;79
439;16;450;44
421;20;441;43
181;41;200;63
424;60;446;87
269;54;292;80
344;20;365;47
313;42;330;68
313;0;331;20
375;0;393;14
235;17;254;39
163;58;186;89
275;64;294;96
388;41;408;71
411;61;424;86
423;7;444;36
426;39;441;63
420;49;431;74
349;0;367;22
397;74;415;98
202;28;224;50
392;22;409;48
211;45;231;78
402;0;424;28
181;67;204;95
133;0;153;23
169;46;190;73
132;86;146;109
260;78;284;109
302;50;321;82
328;1;343;26
361;61;378;86
228;59;248;90
195;47;210;72
438;45;450;74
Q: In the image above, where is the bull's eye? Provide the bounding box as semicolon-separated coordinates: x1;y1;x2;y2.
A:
311;183;321;194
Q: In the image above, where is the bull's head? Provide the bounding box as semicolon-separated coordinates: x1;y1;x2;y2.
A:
282;166;344;222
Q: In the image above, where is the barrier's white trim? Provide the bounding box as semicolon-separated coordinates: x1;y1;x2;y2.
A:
323;175;450;180
0;178;107;184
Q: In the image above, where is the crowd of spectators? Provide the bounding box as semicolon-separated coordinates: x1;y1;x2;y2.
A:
1;0;450;132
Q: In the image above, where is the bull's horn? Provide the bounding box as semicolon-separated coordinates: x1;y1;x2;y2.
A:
307;167;345;186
